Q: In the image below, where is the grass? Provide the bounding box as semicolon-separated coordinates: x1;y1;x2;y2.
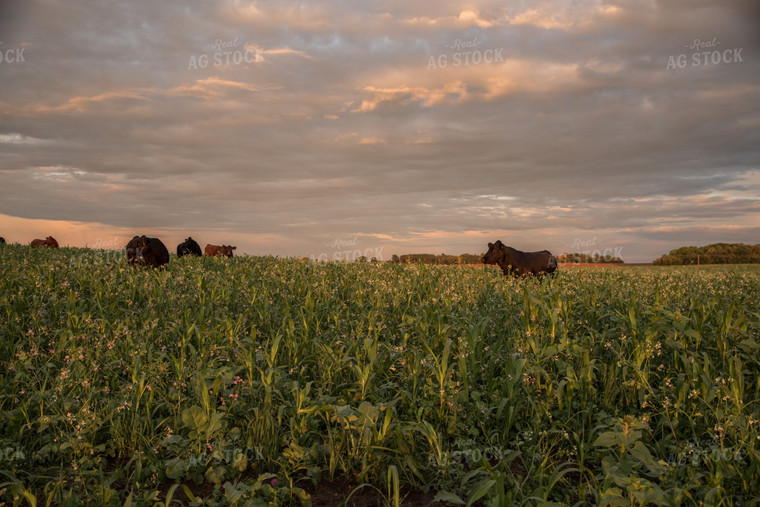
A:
1;244;759;505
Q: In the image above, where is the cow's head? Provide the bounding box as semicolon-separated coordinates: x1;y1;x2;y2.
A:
125;236;141;264
222;245;237;258
482;240;506;265
134;236;150;262
45;236;59;247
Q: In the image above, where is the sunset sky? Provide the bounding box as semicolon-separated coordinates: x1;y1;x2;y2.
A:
1;0;758;262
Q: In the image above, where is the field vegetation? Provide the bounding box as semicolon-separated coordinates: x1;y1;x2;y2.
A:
1;244;759;505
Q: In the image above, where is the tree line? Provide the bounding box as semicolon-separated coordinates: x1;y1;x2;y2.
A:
556;253;624;264
654;243;760;265
389;253;484;265
388;252;626;265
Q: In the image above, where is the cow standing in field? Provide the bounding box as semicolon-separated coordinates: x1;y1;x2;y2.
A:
177;237;202;257
205;244;236;258
0;237;5;244
482;240;557;277
31;236;59;248
125;235;169;267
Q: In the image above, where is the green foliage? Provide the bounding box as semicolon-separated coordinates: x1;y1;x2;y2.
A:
654;242;760;265
557;252;624;263
1;244;759;504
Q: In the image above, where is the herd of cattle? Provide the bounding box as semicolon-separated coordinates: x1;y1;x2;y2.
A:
7;235;237;268
2;234;558;277
123;236;237;267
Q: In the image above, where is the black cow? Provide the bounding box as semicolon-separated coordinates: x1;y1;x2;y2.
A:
125;235;169;268
177;237;202;257
0;237;5;244
482;240;557;277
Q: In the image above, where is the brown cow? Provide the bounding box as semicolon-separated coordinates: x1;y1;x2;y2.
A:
205;244;236;258
31;236;59;248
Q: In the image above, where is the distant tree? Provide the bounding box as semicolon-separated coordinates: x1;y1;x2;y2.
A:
459;254;482;264
558;252;623;263
397;253;486;265
400;254;437;264
653;243;760;265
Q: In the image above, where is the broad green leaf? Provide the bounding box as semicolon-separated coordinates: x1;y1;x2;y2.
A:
165;458;189;480
593;431;619;448
433;491;465;505
205;465;227;485
599;487;628;506
182;406;208;432
467;479;496;506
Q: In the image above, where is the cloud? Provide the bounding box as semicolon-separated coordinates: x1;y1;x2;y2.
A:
0;0;757;263
169;77;264;98
403;9;499;29
0;133;53;145
503;1;636;31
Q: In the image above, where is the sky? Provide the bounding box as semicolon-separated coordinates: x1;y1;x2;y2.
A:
1;0;759;263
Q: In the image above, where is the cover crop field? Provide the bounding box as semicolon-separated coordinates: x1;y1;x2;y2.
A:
1;244;759;506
